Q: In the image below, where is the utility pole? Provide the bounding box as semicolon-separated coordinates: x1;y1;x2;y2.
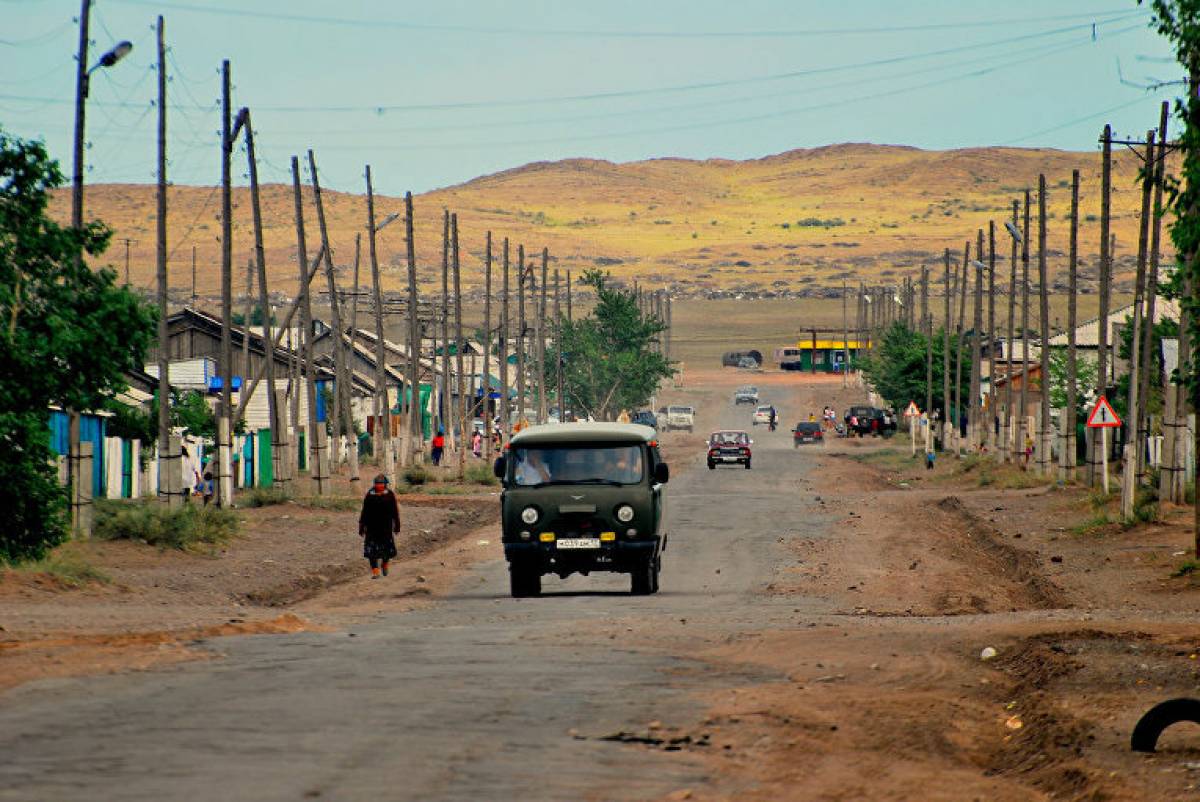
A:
516;245;527;424
440;210;453;455
842;279;850;387
501;238;511;443
365;166;392;480
921;267;931;418
452;214;466;479
555;268;564;420
971;230;984;454
1065;170;1080;482
1003;201;1019;464
986;223;997;458
483;232;493;462
566;270;573;322
538;248;549;423
290;156;323;494
121;238;136;285
1019;190;1031;470
1124;130;1157;518
345;234;360;482
942;251;951;450
244;109;286;490
154;16;171;500
953;242;969;456
191;245;197;304
1037;175;1052;477
306;150;347;471
1139;102;1170;478
1094;124;1113;487
218;59;234;507
404;191;422;462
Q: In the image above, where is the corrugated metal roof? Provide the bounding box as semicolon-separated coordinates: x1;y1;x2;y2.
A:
1047;297;1180;347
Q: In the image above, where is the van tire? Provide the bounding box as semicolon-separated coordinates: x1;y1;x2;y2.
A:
510;565;541;598
631;558;657;595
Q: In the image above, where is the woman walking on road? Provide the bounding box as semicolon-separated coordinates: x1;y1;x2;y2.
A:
359;474;400;579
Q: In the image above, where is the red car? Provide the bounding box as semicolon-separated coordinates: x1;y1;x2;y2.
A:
707;430;752;470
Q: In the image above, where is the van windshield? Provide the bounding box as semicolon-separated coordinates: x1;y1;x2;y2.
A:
511;445;645;487
668;406;691;414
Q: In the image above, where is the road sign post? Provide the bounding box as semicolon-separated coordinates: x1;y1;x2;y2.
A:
905;401;921;457
1087;396;1122;494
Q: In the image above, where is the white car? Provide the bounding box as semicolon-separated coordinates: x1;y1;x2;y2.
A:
664;405;695;432
752;405;775;426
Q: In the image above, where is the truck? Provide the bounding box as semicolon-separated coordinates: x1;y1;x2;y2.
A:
662;405;695;432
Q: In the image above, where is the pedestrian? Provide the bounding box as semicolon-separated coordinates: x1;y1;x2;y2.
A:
925;450;935;471
471;429;482;459
200;471;214;506
1023;435;1034;468
431;429;445;466
359;473;400;579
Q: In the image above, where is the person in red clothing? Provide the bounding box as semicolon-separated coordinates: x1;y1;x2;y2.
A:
359;474;400;578
431;429;445;466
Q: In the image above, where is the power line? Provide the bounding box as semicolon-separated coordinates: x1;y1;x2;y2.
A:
0;19;73;47
1000;93;1171;145
103;0;1143;39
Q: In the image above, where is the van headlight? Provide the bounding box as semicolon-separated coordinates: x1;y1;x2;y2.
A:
521;506;539;524
615;504;635;523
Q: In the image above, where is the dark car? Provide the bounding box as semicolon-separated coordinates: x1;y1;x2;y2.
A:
845;405;877;437
707;430;752;470
631;410;657;430
792;422;824;446
493;423;669;597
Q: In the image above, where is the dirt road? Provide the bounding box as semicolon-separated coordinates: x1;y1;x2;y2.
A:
2;372;1199;801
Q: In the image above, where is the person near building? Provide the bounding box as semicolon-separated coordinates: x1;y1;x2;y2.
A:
431;430;445;466
358;474;400;579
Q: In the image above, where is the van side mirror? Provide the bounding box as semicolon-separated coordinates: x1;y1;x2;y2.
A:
653;462;670;484
493;456;506;480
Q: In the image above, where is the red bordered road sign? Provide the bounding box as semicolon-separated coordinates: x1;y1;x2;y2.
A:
1086;396;1122;428
904;401;920;417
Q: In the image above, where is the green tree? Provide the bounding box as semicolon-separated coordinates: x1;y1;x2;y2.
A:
553;270;673;420
0;130;156;562
171;390;217;440
858;321;969;419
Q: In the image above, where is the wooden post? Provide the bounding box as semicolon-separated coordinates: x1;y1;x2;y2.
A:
154;16;171;500
566;270;572;322
290;156;324;494
1066;170;1080;482
452;214;466;478
241;255;253;389
440;210;453;454
501;238;511;443
953;243;969;455
987;222;997;459
482;232;493;462
220;60;234;458
921;267;931;417
1037;174;1052;476
1139;103;1170;477
1124;130;1156;518
242;110;286;490
365;165;392;480
1019;190;1031;469
971;231;984;454
345;233;360;482
942;252;951;449
1004;200;1019;464
538;248;550;423
555;268;564;419
1093;125;1113;486
306;150;347;469
516;245;527;424
404;192;422;461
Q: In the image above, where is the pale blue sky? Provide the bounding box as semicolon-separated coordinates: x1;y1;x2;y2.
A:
0;0;1179;195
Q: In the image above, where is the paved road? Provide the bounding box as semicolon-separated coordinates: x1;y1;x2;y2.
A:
0;403;829;801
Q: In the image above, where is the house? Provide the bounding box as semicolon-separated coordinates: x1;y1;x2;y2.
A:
776;339;864;372
1046;297;1180;384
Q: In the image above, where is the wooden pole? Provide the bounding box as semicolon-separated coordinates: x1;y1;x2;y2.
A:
1019;190;1031;469
987;222;997;459
1094;125;1113;487
516;245;527;424
501;238;511;443
1005;200;1019;464
1037;174;1052;476
404;191;422;461
538;248;550;422
921;267;931;417
345;232;361;482
566;270;573;322
220;61;234;433
365;166;392;480
942;252;951;449
1125;130;1156;517
440;210;453;453
954;243;970;455
971;230;984;454
1066;170;1080;481
290;156;323;493
483;232;493;462
555;268;564;418
154;16;171;488
306;150;347;469
244;110;286;489
843;278;851;387
1139;102;1171;477
241;256;252;398
452;214;466;478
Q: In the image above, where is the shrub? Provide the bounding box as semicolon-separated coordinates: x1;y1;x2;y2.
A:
4;549;111;587
94;501;239;551
404;465;429;485
298;495;360;511
465;463;499;486
242;487;291;508
1173;559;1200;577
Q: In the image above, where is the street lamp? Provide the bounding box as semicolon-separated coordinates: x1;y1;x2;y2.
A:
375;212;400;233
1004;221;1023;243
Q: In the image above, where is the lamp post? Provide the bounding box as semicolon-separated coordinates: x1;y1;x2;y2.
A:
69;0;132;536
1004;217;1024;465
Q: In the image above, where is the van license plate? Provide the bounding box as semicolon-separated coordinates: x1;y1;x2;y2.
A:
556;538;601;550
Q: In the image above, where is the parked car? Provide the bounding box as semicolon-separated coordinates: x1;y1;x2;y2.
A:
631;410;658;430
844;405;877;437
792;421;824;446
737;356;760;370
733;385;759;405
707;430;752;470
664;405;695;432
752;404;775;426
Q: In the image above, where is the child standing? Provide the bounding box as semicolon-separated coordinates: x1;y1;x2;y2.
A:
359;474;400;579
431;430;445;466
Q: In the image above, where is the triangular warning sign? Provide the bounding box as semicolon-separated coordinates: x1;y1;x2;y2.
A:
904;401;920;417
1086;396;1122;428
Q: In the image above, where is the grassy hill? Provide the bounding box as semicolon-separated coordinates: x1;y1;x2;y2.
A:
50;143;1164;299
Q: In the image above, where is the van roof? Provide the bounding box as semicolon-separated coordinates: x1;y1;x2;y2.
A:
510;422;656;445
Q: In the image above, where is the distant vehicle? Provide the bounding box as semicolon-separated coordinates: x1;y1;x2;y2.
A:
737;356;760;370
792;421;824;446
664;405;695;432
752;404;775;426
707;430;752;470
722;349;764;368
631;410;658;430
734;385;759;405
844;405;877;437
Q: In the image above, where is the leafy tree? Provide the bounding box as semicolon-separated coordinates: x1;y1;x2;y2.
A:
0;130;156;562
171;390;217;440
231;305;276;327
1046;347;1099;412
858;321;969;419
552;270;672;420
